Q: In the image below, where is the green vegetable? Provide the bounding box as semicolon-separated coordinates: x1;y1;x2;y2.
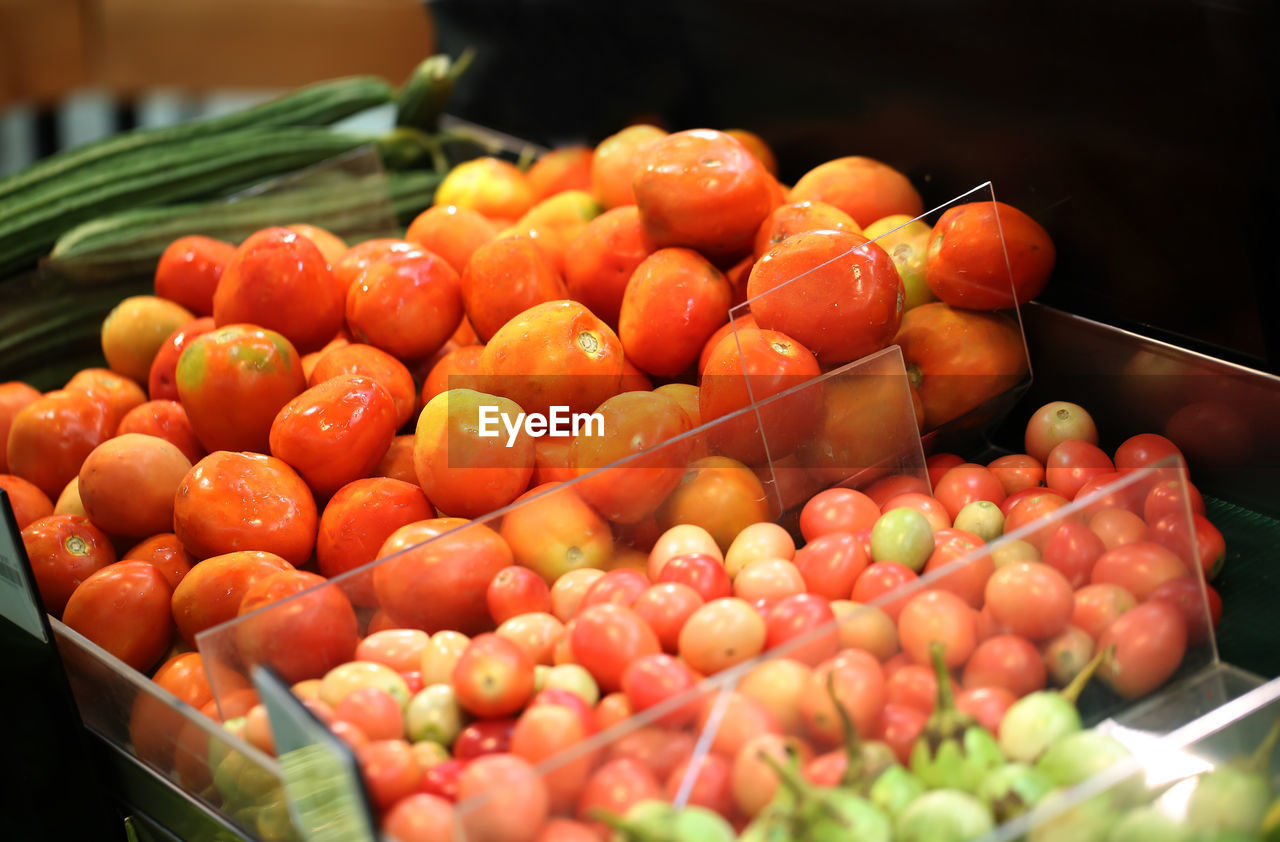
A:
978;762;1055;823
909;641;1005;792
1186;718;1280;836
867;764;926;819
1035;730;1133;790
1107;805;1190;842
894;789;994;842
998;644;1112;763
395;49;475;133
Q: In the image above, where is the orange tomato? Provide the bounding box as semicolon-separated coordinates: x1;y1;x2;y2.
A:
461;235;568;342
478;299;624;416
154;235;236;316
634;129;775;260
788;156;923;228
175;323;306;453
129;651;216;772
213;227;344;353
235;569;359;684
287;223;347;266
532;437;577;487
796;373;926;488
412;389;534;518
332;239;420;299
308;343;418;429
316;477;434;605
562;205;656;328
63;561;174;672
173;451;317;566
269;374;399;498
422;345;485;404
101;296;196;384
747;229;904;366
405;206;499;276
346;248;464;362
620;357;653;393
655;456;770;552
752;201;861;260
373;435;418;485
591;124;667;209
505;190;602;274
618;249;732;378
64;367;146;432
435;157;535;224
115;399;205;464
499;482;614;583
373;518;514;634
527;146;594;200
78;433;192;538
699;327;821;466
6;389;113;499
572;391;694;524
724;129;779;176
122;533;195;591
698;314;757;376
0;473;53;529
20;513;115;617
926;201;1056;310
148;316;216;402
169;550;293;645
0;381;41;473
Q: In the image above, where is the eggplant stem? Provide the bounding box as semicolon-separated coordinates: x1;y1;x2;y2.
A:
929;640;956;714
1061;644;1115;706
1248;717;1280;775
757;748;809;798
826;669;864;788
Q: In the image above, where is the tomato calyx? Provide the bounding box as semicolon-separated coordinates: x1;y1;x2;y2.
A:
576;330;601;355
65;535;89;555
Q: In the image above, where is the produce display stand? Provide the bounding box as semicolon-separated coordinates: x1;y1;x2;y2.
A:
4;116;1278;840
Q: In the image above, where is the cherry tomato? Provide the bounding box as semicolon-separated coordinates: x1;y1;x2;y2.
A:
1090;541;1189;601
334;687;404;742
898;589;977;667
763;593;839;666
799;488;882;541
621;653;702;726
733;559;806;602
453;634;537;718
984;562;1073;641
550;569;607;622
880;492;952;534
1148;577;1222;646
454;719;518;760
956;686;1017;734
921;528;993;609
877;702;928;765
1002;491;1072;551
987;453;1045;496
511;704;597;813
1071;583;1136;641
666;751;734;817
851;562;919;621
793;532;869;601
488;566;553;624
1041;519;1107;587
1150;513;1227;579
885;663;943;715
419;758;466;802
1045;439;1114;500
457;754;549;842
678;597;766;675
934;464;1006;521
1024;401;1098;465
580;568;650;610
1143;479;1206;525
496;612;564;665
962;634;1046;697
356;629;430;673
607;726;696;782
382;793;455;842
926;453;966;489
1097;601;1187;698
575;758;662;827
1114;433;1187;477
632;583;704;653
1089;507;1149;550
657;552;733;602
571;604;661;692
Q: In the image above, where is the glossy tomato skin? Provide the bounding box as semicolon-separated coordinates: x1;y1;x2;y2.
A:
634;129;775;259
117;400;205;464
788;156;923;229
478;299;625;417
799;488;882;541
895;302;1028;430
619;248;732;378
570;604;661;693
122;533;195;591
169;550;293;645
175;324;306;454
699;327;821;466
373;518;513;635
316;477;434;606
308;343;418;430
926;201;1055;310
268;374;399;498
63;561;173;672
747;229;904;366
462;235;568;342
0;382;41;474
21;513;116;617
213;227;344;353
235;569;359;684
154;236;235;316
173;451;317;566
6;390;114;499
563;205;656;328
752;200;860;260
149;317;216;402
1097;601;1187;698
453;634;537;718
346;248;464;362
0;474;52;529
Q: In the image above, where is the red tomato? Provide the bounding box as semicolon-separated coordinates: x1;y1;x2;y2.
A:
316;477;434;606
20;513;115;617
926;200;1055;310
308;343;418;429
1097;601;1187;698
511;704;597;813
1143;479;1206;525
1150;513;1227;579
851;562;919;622
885;663;943;715
1089;507;1149;550
933;463;1006;521
607;726;696;782
618;248;732;377
1002;491;1072;551
748;229;903;365
1024;401;1098;465
921;528;993;609
576;759;662;831
800;648;887;742
956;686;1016;734
419;758;466;802
621;653;701;726
632;583;704;653
334;687;404;742
6;390;113;500
1075;472;1147;519
457;754;550;842
580;568;650;611
1041;519;1107;588
454;719;518;760
154;236;234;316
148;318;217;403
0;382;41;475
487;566;553;624
1090;541;1189;601
987;453;1044;496
665;752;734;817
764;593;840;666
1114;433;1187;476
374;518;513;635
1070;583;1137;641
169;550;292;645
880;492;951;533
359;739;423;811
1045;439;1114;500
984;562;1073;642
346;248;463;361
382;794;455;842
1148;577;1222;646
453;634;538;718
794;532;869;601
897;589;977;667
961;635;1046;697
62;561;173;672
563;205;656;328
234;569;358;684
461;235;567;343
800;488;883;540
657;553;733;602
877;703;928;765
570;604;661;693
116;399;205;465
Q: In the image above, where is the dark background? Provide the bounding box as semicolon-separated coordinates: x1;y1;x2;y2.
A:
431;0;1280;372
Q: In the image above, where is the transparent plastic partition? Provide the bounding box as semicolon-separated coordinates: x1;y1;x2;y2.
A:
51;618;299;841
987;674;1280;842
442;455;1225;840
732;182;1034;456
196;345;927;711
